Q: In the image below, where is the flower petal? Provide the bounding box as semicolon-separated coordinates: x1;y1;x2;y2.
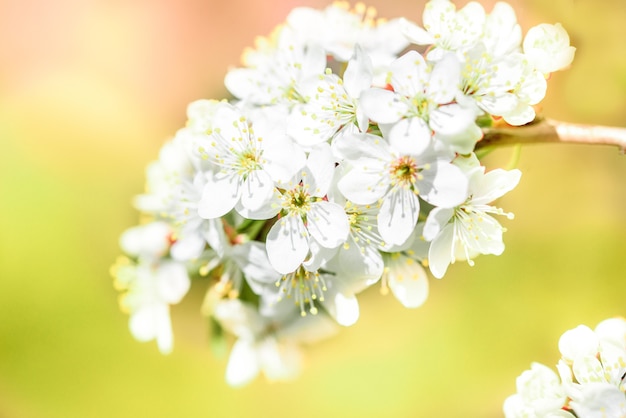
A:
419;161;468;208
198;173;240;219
323;285;360;327
427;53;461;104
338;168;388;205
360;88;408;124
266;214;309;274
307;201;349;249
156;261;191;304
423;206;455;241
428;224;454;279
225;339;260;387
343;45;374;99
377;189;420;246
388;118;432;156
240;169;274;211
388;257;429;308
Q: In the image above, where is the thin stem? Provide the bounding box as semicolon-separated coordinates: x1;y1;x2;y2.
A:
478;118;626;153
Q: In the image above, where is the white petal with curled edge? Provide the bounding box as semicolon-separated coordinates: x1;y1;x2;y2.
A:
378;189;420;247
471;168;521;205
198;173;240;219
388;259;429;308
266;215;309;274
423;206;455;241
360;88;408;124
240;169;274;211
225;339;260;387
307;201;349;249
428;224;454;279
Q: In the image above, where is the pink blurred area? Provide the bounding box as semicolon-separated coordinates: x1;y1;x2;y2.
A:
0;0;312;176
0;0;540;173
0;0;537;137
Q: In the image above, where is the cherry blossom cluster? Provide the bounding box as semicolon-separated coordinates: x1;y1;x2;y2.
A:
111;0;574;386
504;317;626;417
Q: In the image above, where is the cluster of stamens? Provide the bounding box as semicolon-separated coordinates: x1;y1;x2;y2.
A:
275;267;327;316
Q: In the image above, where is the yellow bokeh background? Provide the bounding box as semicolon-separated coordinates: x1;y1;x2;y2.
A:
1;0;625;417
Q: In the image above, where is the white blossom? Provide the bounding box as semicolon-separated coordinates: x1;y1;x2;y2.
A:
505;318;626;418
424;153;520;278
265;143;349;274
196;103;305;220
337;131;468;247
402;0;486;61
523;23;576;75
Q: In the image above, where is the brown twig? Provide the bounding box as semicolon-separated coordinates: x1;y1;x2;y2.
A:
478;118;626;153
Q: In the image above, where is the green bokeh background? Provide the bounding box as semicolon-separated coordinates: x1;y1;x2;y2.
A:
1;0;625;416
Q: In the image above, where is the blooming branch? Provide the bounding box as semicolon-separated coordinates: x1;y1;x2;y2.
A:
108;0;625;390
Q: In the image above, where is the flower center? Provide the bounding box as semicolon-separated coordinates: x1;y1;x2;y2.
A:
282;183;312;215
235;148;261;177
409;96;431;121
390;156;419;187
274;266;327;316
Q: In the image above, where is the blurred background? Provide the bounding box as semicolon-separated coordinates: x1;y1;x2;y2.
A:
1;0;625;416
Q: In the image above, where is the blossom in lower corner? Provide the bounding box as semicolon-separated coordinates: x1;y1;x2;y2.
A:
504;317;626;418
